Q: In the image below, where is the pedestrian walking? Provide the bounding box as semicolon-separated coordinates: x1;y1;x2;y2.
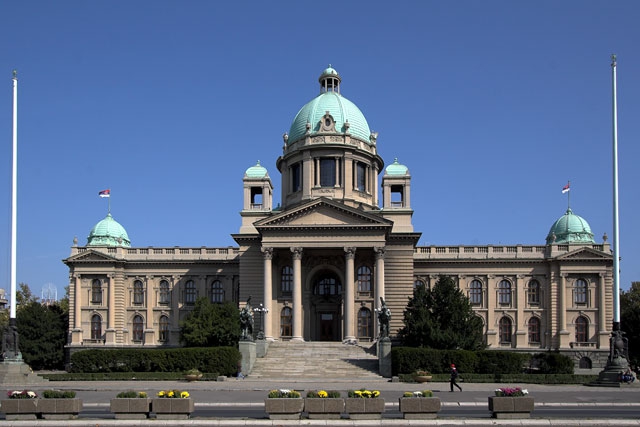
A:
450;363;462;392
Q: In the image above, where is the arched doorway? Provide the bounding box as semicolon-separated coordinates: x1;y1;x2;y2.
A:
310;271;342;341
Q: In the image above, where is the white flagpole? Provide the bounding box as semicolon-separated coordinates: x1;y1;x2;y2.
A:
611;54;621;331
10;71;18;321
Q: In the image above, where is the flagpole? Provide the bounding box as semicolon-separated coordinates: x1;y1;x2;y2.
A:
10;71;18;322
567;180;570;210
611;54;621;331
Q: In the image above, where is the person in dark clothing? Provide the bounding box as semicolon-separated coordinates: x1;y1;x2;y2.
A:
450;363;462;392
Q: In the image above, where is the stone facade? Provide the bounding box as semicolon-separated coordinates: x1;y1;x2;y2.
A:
63;67;613;371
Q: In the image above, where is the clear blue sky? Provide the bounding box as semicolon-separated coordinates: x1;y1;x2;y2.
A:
1;1;639;304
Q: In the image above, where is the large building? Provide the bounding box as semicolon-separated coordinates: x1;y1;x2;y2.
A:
64;67;613;371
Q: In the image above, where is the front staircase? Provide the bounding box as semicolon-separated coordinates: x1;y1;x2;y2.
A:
249;341;383;380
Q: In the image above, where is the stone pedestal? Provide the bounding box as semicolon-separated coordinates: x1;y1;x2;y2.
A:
151;398;194;420
345;398;385;419
0;361;46;385
256;338;269;358
239;340;256;376
110;398;151;419
378;338;391;378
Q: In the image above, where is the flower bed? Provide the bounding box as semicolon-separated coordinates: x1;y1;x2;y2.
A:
305;390;343;419
39;390;82;420
399;390;440;419
110;391;150;419
1;390;39;420
489;387;534;419
152;390;193;420
345;388;384;419
265;389;304;420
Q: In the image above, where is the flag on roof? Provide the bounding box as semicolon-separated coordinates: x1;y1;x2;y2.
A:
562;183;570;194
98;189;111;198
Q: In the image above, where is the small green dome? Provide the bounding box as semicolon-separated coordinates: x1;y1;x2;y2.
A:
245;160;268;178
546;208;595;245
87;213;131;247
385;158;409;175
288;66;371;145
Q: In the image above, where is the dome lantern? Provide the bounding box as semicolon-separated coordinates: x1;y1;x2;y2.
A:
319;65;341;94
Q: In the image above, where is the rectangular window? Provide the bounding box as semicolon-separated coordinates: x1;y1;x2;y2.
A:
355;162;366;192
319;158;339;187
291;163;301;192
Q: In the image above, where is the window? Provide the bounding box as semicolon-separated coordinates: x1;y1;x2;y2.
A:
499;316;512;343
280;307;292;337
185;280;197;305
159;280;170;305
528;317;541;343
355;162;366;192
133;280;144;305
357;266;372;292
210;280;224;303
414;279;425;288
527;280;540;305
132;315;144;341
574;279;588;305
579;356;592;369
281;266;293;294
498;280;511;305
357;308;372;339
291;163;301;192
314;275;342;296
159;315;169;342
319;158;338;187
91;314;102;340
575;316;589;342
469;280;483;305
91;279;102;304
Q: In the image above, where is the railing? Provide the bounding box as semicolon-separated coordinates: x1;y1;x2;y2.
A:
70;246;240;261
414;245;547;259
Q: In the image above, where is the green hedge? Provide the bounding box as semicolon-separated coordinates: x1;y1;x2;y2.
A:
69;347;240;376
399;373;596;384
42;372;221;381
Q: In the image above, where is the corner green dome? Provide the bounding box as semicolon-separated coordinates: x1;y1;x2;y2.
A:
245;161;268;178
546;208;595;245
87;213;131;247
385;158;409;175
288;66;371;145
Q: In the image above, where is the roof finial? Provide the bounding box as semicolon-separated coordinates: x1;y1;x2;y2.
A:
12;70;17;79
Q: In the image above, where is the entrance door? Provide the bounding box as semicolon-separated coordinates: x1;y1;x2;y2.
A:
319;312;337;341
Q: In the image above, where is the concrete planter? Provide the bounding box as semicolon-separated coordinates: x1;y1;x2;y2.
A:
414;375;433;383
38;398;83;420
488;396;534;419
345;398;385;419
304;397;345;419
0;399;39;420
399;397;441;419
264;398;304;420
110;398;151;419
151;398;194;420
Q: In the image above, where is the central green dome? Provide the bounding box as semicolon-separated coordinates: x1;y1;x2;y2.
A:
288;66;371;145
87;213;131;247
546;208;595;245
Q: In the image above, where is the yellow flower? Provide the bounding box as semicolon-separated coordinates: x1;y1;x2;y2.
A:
372;390;380;398
318;390;328;398
167;391;175;398
180;391;190;399
139;392;147;398
157;391;165;397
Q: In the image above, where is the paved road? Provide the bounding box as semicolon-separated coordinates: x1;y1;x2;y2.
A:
2;377;639;426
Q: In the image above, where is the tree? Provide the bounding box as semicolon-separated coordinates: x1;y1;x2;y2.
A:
16;282;38;311
398;275;485;350
621;281;640;368
16;301;68;370
180;297;241;347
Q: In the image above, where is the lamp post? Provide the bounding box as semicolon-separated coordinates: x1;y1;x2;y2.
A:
253;303;269;340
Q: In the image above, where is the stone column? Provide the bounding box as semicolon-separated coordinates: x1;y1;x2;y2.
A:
291;247;304;341
558;274;570;348
598;273;609;347
105;275;117;344
344;247;356;343
144;276;156;345
515;275;526;347
334;157;340;187
486;275;497;347
262;247;274;340
71;274;83;344
374;247;385;335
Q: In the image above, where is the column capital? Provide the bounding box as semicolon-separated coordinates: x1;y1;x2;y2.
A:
291;247;303;260
374;247;386;259
344;247;356;259
261;247;274;259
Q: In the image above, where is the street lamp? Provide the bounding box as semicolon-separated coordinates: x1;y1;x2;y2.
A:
253;303;269;340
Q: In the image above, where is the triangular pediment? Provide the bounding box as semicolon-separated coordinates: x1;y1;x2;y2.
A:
555;246;613;261
64;249;118;264
254;198;392;230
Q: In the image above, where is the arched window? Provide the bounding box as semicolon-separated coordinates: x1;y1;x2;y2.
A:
469;280;483;305
210;280;224;303
414;279;425;288
527;280;541;305
357;266;372;292
132;315;144;341
499;316;512;344
314;275;342;296
91;279;102;304
185;280;197;305
575;316;589;343
357;308;372;339
281;266;293;294
133;280;144;305
159;315;169;342
528;317;541;343
574;279;588;305
498;280;512;305
579;356;592;369
280;307;292;337
159;280;170;305
91;314;102;340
